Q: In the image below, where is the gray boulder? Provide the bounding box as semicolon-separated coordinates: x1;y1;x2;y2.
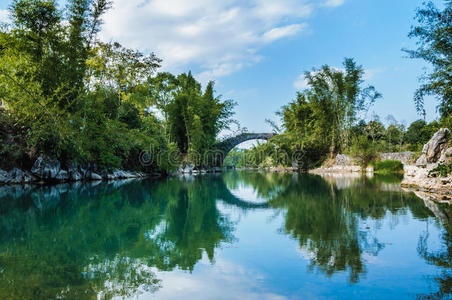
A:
9;168;36;183
89;172;102;180
55;169;69;181
67;161;83;181
416;128;450;167
106;173;116;180
183;164;195;174
113;170;127;178
31;156;61;179
70;171;83;181
0;169;12;184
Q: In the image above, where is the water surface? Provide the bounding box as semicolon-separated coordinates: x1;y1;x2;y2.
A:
0;171;450;299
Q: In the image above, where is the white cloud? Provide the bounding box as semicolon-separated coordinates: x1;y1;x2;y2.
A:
262;24;306;43
323;0;345;7
0;9;9;24
293;73;310;90
101;0;345;82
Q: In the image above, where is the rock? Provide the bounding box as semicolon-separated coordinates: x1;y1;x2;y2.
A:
89;172;102;180
123;171;136;178
113;170;127;178
335;154;355;166
9;168;36;183
31;156;61;180
183;164;195;174
0;169;11;184
78;165;89;178
70;171;83;181
9;168;25;183
67;161;83;181
439;147;452;164
416;128;450;167
55;170;69;181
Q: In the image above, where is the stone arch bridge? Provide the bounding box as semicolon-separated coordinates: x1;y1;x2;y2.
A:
213;133;275;166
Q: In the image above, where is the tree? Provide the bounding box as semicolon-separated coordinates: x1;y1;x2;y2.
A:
300;58;381;156
405;119;440;151
165;72;235;164
273;58;381;169
405;1;452;121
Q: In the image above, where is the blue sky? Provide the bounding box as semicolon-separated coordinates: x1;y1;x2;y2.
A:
0;0;441;133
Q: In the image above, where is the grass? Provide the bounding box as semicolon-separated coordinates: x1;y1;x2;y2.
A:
374;160;404;174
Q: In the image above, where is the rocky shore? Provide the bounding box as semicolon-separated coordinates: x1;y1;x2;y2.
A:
0;156;149;185
310;154;374;174
310;128;451;201
401;128;451;197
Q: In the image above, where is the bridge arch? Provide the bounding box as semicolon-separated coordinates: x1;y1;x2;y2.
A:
214;133;275;166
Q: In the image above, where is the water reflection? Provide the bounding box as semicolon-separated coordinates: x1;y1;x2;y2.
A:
0;172;449;299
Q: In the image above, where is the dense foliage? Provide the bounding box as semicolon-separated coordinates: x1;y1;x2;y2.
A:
0;0;234;172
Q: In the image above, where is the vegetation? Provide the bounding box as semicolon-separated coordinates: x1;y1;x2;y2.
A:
374;160;404;174
404;0;451;127
222;1;451;171
349;135;377;169
272;58;381;169
0;0;234;173
223;56;442;170
429;162;452;177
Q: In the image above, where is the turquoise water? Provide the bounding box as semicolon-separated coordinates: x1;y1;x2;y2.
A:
0;171;450;299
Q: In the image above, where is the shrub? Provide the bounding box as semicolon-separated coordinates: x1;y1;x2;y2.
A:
429;163;452;178
374;160;404;174
350;136;377;169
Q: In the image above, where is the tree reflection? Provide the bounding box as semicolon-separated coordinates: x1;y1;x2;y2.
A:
416;203;452;299
0;177;234;299
0;172;448;298
264;173;433;283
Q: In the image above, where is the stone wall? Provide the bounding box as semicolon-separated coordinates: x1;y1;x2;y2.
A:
379;152;414;165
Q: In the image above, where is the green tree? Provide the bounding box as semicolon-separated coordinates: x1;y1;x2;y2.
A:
405;1;452;121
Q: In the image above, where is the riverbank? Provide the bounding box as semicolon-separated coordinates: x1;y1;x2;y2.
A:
310;128;451;201
0;155;152;185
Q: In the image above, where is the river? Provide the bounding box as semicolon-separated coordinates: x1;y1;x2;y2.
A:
0;171;450;299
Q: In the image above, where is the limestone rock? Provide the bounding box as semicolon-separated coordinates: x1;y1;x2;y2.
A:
416;128;450;167
0;169;11;184
70;171;83;181
183;164;195;174
67;161;83;181
9;168;36;183
55;170;69;181
31;156;61;179
439;147;452;164
335;154;355;166
89;172;102;180
113;170;127;178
